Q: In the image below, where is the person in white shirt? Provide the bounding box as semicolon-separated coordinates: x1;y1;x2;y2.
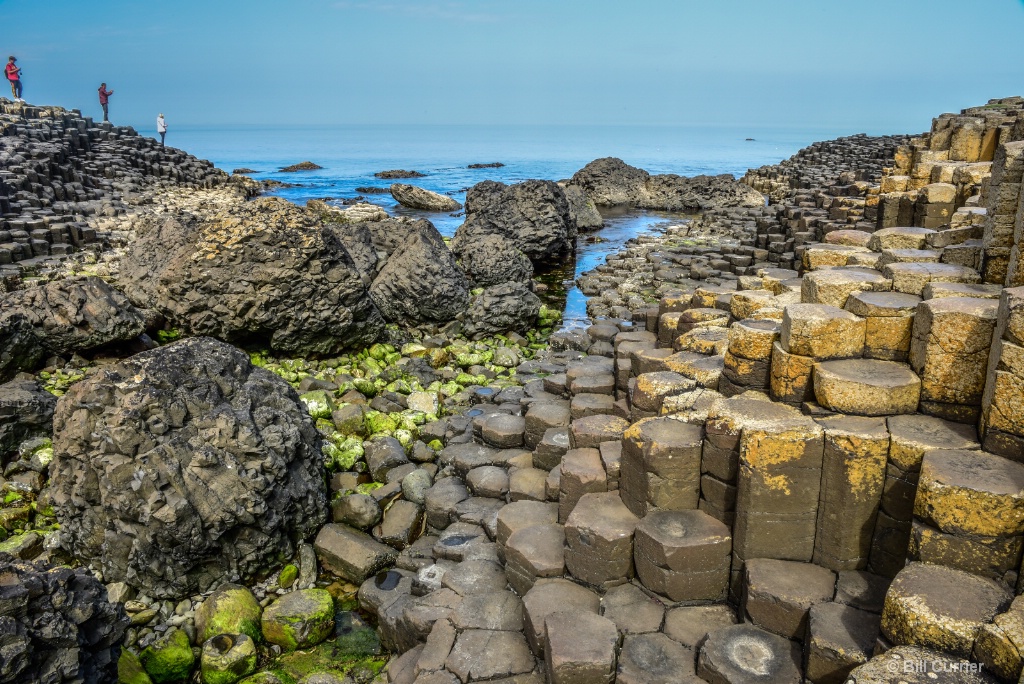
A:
157;113;167;147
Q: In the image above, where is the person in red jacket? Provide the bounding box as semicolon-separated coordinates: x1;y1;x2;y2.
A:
98;83;113;122
6;57;23;102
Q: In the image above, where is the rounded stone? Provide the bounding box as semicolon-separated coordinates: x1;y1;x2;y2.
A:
466;466;510;499
812;358;921;416
200;633;258;684
194;584;263;644
261;589;335;652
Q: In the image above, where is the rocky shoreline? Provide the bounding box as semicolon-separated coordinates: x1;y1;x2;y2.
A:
1;96;1024;684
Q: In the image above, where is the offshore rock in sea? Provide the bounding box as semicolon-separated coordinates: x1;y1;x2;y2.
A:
389;183;462;212
368;220;470;324
568;156;765;212
48;337;328;600
1;276;146;358
0;553;129;684
456;233;533;288
452;179;578;266
118;196;384;356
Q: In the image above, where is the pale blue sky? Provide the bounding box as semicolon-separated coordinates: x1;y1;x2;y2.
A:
2;0;1023;132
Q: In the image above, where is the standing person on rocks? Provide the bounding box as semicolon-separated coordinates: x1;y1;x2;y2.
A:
97;82;113;122
157;113;167;146
6;57;23;102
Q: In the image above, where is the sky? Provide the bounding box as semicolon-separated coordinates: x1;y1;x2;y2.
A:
2;0;1024;134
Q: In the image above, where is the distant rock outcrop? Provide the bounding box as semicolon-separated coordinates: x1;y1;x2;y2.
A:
468;162;505;169
390;183;462;212
49;337;328;600
375;169;425;179
568;157;765;212
279;161;323;172
118;197;384;356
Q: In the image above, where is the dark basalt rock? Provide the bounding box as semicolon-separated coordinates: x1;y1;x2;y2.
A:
464;282;541;338
375;170;425;179
232;167;259;174
369;222;469;325
452;179;577;266
279;161;323;172
456;233;533;288
0;553;129;684
568;156;765;212
2;276;146;357
468;162;505;169
118;197;385;356
0;378;56;457
0;311;44;383
355;186;391;194
49;337;328;600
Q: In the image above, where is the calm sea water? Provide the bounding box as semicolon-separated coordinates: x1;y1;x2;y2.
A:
157;123;854;326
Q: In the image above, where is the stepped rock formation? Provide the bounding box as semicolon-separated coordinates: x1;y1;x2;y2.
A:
49;337;328;599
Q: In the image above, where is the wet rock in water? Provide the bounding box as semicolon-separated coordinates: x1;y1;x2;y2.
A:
468;162;505;169
0;377;56;456
563;184;604;231
452;179;577;266
375;169;425;179
0;553;128;684
1;276;146;356
567;156;764;212
390;183;462;212
232;167;258;174
279;161;323;172
355;185;391;194
464;282;542;338
118;197;384;355
49;337;328;599
456;234;534;288
368;221;469;324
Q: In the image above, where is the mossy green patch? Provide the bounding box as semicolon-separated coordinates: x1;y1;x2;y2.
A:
278;565;298;589
195;585;264;644
140;628;195;684
118;649;154;684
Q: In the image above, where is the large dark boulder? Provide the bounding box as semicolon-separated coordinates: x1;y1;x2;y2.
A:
568;157;765;211
354;217;440;260
464;282;541;338
0;553;129;684
2;277;146;356
0;378;56;457
325;222;379;284
368;222;470;325
452;179;577;266
118;197;384;356
49;337;328;600
456;234;533;288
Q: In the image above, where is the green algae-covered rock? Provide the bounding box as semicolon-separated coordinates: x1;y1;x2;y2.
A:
261;589;335;652
118;649;154;684
195;584;263;644
278;565;298;589
237;672;295;684
140;628;195;684
271;630;386;683
322;436;363;471
352;378;377;398
363;411;397;436
299;391;334;420
201;633;259;684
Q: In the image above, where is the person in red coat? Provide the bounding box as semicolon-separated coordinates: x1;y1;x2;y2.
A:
6;57;23;102
98;83;114;122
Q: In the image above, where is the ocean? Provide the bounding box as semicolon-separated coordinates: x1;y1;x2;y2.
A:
157;123;856;327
